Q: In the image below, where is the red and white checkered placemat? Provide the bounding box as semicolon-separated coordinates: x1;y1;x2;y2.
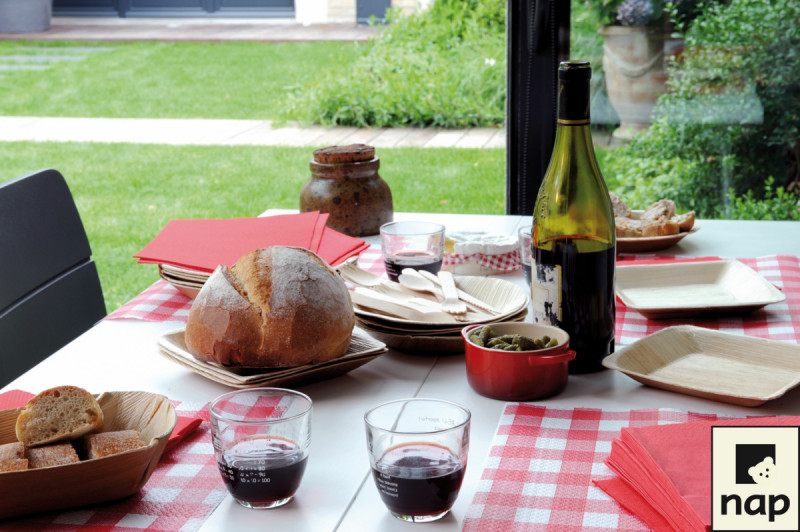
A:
462;404;727;532
3;401;224;532
108;253;800;347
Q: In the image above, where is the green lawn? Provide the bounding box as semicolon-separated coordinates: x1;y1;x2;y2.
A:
0;142;505;311
0;39;616;312
0;40;360;120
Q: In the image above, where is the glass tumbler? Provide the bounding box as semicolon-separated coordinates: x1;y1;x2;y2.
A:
364;398;471;522
380;221;446;282
209;388;312;509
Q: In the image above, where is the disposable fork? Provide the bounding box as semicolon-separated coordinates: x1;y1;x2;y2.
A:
437;271;468;316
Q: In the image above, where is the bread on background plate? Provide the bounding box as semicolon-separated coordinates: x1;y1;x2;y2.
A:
15;386;104;447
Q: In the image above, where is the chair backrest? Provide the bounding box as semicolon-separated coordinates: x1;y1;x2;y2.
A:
0;169;106;386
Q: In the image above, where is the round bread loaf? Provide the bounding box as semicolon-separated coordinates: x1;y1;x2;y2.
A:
185;246;355;368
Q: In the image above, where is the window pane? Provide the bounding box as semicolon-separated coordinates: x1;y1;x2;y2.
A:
572;0;800;221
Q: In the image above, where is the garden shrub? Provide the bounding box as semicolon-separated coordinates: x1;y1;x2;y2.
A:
608;0;800;219
283;0;506;128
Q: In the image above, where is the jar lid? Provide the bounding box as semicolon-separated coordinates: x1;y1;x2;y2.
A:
313;144;375;164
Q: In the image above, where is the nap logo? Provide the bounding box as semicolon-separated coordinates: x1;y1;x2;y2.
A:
712;426;799;531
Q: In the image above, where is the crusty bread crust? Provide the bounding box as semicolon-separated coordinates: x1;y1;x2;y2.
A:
185;246;355;368
15;386;104;447
84;429;145;459
26;442;80;469
0;442;28;472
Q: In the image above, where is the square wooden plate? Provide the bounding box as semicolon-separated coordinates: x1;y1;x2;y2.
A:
0;391;176;519
158;327;387;388
603;325;800;406
616;259;785;318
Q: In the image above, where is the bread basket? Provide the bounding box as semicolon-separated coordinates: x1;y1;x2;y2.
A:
0;391;177;519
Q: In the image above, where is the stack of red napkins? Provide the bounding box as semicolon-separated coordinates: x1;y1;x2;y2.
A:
134;211;370;271
595;415;800;532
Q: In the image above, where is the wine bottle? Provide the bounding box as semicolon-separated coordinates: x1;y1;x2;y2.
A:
531;61;616;374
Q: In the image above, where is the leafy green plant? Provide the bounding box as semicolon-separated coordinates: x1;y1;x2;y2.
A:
607;0;800;219
725;177;800;221
283;0;506;128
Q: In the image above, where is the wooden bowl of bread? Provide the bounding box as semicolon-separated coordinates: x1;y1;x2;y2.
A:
0;386;176;519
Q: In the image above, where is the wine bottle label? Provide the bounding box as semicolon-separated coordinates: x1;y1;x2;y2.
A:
530;262;562;325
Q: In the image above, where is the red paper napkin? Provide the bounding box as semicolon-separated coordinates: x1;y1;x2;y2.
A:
0;390;201;453
595;415;800;531
134;211;368;271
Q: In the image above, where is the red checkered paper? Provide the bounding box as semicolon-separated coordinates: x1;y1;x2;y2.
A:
2;401;225;532
108;253;800;348
444;249;522;273
462;404;727;532
107;280;194;322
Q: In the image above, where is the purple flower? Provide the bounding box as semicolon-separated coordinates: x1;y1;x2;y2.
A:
617;0;654;26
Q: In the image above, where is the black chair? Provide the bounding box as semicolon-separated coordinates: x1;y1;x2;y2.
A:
0;169;106;387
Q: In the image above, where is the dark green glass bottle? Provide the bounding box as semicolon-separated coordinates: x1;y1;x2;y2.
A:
531;61;616;374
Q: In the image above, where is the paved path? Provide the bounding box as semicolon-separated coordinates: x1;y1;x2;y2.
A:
0;116;506;149
0;18;506;149
0;17;378;43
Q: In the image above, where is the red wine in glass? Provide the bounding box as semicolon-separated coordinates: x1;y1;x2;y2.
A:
384;250;443;282
371;442;465;520
217;436;308;508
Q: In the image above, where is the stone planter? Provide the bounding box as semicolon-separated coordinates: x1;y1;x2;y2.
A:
0;0;51;33
600;25;668;139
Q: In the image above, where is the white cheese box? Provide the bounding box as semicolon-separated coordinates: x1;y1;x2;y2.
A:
443;231;521;275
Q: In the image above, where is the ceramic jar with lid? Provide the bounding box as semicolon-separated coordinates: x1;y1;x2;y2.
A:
299;144;393;237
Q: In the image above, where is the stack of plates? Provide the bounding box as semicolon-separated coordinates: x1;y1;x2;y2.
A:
158;327;387;389
353;276;530;353
158;264;210;298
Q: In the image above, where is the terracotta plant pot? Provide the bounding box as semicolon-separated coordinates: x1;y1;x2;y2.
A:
600;25;668;139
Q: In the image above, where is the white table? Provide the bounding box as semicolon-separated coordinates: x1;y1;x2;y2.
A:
4;213;799;532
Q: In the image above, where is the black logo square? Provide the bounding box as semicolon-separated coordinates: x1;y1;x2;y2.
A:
736;444;776;484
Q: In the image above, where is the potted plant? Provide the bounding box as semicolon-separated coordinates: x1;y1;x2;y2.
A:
590;0;670;139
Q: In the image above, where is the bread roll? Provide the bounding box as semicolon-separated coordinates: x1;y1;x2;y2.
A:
15;386;104;447
0;442;28;472
185;246;355;368
610;193;632;218
616;217;680;237
83;429;145;459
25;442;80;469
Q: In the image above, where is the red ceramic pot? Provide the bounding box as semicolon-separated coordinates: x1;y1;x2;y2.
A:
462;322;576;401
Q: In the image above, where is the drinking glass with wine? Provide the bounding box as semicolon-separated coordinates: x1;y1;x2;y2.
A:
380;221;445;282
364;398;470;523
209;388;312;509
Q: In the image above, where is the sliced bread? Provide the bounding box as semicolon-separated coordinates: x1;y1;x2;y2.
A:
15;386;104;447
